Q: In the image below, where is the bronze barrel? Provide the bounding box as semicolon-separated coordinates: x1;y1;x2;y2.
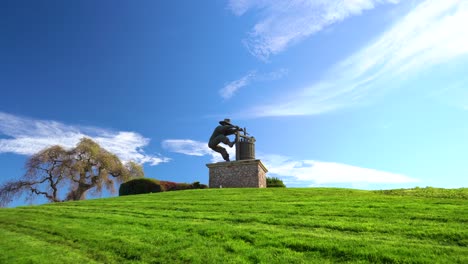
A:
236;136;256;160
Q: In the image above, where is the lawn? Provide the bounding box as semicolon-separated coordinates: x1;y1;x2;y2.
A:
0;188;467;263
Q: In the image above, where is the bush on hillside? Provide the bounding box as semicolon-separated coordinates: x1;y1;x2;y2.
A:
160;181;178;191
191;181;208;189
160;181;208;191
119;179;208;196
119;178;164;196
175;183;192;190
267;177;286;188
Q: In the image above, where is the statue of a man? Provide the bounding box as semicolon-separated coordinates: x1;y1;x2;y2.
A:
208;118;243;162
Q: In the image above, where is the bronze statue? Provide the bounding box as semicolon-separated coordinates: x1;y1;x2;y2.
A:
208;118;243;162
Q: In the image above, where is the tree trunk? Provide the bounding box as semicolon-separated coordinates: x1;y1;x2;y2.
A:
66;184;91;201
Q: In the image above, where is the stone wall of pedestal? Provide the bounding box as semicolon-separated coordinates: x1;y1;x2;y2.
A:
206;159;268;188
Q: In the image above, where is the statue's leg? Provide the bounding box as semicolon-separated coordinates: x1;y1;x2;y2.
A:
213;145;230;161
209;136;231;161
220;136;234;148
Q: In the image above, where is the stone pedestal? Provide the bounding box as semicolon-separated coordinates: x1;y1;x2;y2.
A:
207;159;268;188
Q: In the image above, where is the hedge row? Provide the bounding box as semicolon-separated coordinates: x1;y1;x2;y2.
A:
119;178;207;196
266;177;286;188
119;177;284;196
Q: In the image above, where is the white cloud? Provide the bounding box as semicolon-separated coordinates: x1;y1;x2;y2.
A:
220;71;256;99
162;139;211;157
261;154;419;186
244;0;468;117
162;138;419;186
220;69;288;99
229;0;399;60
0;112;169;166
162;139;236;163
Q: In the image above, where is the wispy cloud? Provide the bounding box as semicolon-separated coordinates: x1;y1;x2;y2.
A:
162;138;418;186
228;0;399;60
0;112;169;166
220;69;287;99
220;71;256;99
255;68;288;81
261;154;419;186
162;139;235;163
243;0;468;117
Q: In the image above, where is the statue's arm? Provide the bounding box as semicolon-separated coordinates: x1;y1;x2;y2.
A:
225;125;243;135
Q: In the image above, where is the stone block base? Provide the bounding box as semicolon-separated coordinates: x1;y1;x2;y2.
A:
207;159;268;188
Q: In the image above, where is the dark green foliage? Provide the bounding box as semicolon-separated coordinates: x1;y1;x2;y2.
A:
267;177;286;187
191;181;208;189
159;181;208;192
166;182;208;191
175;181;208;190
120;180;208;196
175;183;192;191
118;178;164;196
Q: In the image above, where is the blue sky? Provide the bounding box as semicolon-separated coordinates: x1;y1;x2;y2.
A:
1;0;467;205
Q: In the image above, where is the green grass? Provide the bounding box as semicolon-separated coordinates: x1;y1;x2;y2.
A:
0;188;467;263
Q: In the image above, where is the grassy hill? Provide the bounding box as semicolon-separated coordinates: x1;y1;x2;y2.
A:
0;188;467;263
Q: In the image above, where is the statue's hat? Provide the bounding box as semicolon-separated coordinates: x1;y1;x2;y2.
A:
219;118;232;126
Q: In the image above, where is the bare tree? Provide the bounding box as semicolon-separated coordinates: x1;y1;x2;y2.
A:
0;138;144;207
0;146;69;206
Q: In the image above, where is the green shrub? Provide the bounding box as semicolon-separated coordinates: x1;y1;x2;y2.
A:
266;177;286;188
175;183;192;191
119;178;164;196
160;181;208;191
120;179;208;196
191;181;208;189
